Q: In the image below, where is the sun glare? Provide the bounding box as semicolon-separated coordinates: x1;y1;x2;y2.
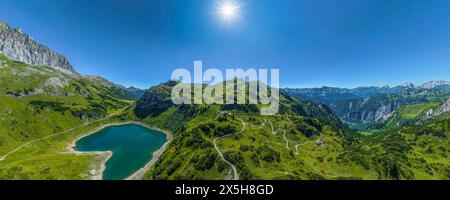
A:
217;0;241;23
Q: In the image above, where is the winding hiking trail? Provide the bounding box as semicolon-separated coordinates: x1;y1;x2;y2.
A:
212;113;267;180
249;119;266;130
0;109;125;161
267;120;351;178
213;117;290;180
294;141;314;155
213;114;246;180
212;115;352;180
268;120;290;150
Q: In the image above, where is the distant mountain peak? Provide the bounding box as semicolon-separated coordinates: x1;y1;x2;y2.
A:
126;86;146;99
161;80;181;87
419;80;450;89
0;20;10;29
127;86;141;90
0;20;75;73
82;74;129;90
398;82;415;88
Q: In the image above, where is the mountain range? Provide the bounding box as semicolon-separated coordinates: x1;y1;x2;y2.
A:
0;20;448;180
287;83;450;130
134;80;449;180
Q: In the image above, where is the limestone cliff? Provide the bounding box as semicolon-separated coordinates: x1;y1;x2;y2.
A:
0;20;75;73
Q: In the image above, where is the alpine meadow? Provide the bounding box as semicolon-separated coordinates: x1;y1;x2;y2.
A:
0;0;449;181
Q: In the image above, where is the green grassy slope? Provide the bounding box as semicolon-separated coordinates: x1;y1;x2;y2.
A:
351;100;450;180
374;118;449;179
379;102;442;129
132;82;395;179
0;55;134;179
2;53;447;180
368;97;450;132
135;81;449;180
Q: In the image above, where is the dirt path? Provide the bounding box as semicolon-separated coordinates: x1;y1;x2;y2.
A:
219;118;351;179
212;114;246;180
268;120;290;150
294;141;314;155
0;110;122;161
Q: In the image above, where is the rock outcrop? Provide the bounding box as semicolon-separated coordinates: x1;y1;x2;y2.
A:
437;97;450;115
343;100;406;123
419;80;450;89
0;20;75;73
422;98;450;121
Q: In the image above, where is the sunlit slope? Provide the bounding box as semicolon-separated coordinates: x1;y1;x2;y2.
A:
373;97;450;130
135;80;449;180
135;81;376;180
0;54;133;179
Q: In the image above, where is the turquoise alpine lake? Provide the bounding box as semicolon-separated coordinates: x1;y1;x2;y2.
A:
76;124;167;180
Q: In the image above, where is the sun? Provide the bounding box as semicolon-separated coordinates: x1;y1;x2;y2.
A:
217;0;241;23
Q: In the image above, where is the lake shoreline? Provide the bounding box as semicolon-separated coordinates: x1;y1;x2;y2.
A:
124;122;173;180
68;121;172;180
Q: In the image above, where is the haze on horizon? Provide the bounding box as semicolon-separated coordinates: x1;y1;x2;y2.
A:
1;0;450;89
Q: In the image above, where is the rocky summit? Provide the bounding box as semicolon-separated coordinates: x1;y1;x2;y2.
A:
0;20;75;73
419;80;450;89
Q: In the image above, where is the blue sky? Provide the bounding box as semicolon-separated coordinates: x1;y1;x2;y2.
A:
1;0;450;89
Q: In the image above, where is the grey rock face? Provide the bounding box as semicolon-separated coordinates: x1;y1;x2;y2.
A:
0;20;75;73
419;80;450;89
422;98;450;120
342;98;425;124
374;104;396;122
437;98;450;115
